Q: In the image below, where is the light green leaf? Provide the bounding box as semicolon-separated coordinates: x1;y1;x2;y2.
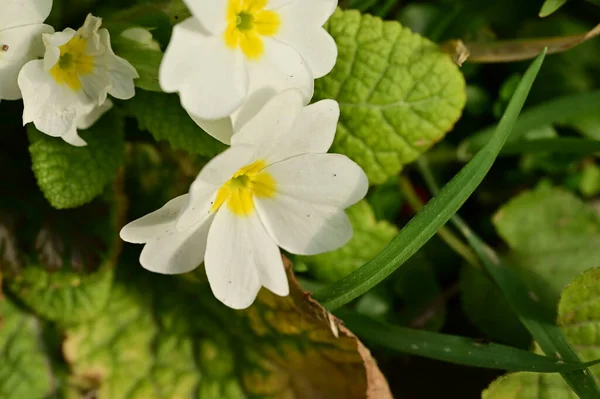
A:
110;26;163;92
483;373;577;399
559;268;600;377
0;298;54;398
315;9;466;184
6;188;124;324
301;200;397;283
125;90;226;158
28;112;124;209
482;267;600;398
539;0;568;17
62;263;391;398
493;184;600;307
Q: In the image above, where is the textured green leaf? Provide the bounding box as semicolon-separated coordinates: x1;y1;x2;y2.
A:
110;27;163;92
301;200;397;283
493;184;600;307
482;268;600;398
28;112;125;209
62;262;391;398
483;373;577;399
6;188;124;324
315;9;466;184
125;90;226;158
0;298;54;398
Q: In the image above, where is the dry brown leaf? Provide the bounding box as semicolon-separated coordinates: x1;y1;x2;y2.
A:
442;24;600;65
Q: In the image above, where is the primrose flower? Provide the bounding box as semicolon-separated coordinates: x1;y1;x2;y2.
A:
159;0;338;143
0;0;53;102
120;90;368;309
18;14;138;145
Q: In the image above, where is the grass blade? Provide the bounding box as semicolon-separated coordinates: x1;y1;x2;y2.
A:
313;50;547;310
458;90;600;160
450;215;600;398
339;310;600;373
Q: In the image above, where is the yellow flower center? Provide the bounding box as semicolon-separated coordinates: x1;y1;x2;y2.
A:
49;36;94;91
212;160;276;216
223;0;280;60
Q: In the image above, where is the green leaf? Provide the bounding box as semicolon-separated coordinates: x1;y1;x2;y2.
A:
301;200;397;283
483;373;577;399
61;262;391;398
28;112;125;209
110;26;163;92
460;266;531;348
559;268;600;376
539;0;568;17
500;137;600;157
5;188;124;324
493;184;600;307
458;91;600;159
314;50;546;310
482;267;600;398
125;90;226;158
0;298;54;398
315;9;466;184
339;310;600;373
451;214;600;397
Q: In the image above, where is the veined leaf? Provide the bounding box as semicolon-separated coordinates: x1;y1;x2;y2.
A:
315;9;466;184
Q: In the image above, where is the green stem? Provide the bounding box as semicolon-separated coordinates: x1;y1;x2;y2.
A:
398;174;480;269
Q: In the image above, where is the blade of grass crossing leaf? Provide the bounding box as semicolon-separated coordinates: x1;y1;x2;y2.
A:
450;215;600;398
458;91;600;159
418;142;600;397
338;310;600;373
314;50;547;310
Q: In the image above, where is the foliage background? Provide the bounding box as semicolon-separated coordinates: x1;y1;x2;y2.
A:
1;0;600;398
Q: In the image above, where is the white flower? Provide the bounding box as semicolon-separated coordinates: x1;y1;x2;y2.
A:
120;90;368;309
18;14;138;145
159;0;338;143
0;0;53;102
63;99;113;147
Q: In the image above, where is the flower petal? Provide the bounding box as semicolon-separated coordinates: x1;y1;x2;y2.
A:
205;206;287;309
183;0;228;34
19;60;84;137
120;195;189;244
176;145;255;231
0;0;52;30
61;128;87;147
276;27;337;79
188;113;235;144
159;18;248;120
139;214;213;275
99;29;138;100
276;0;337;27
265;153;368;209
235;98;339;163
76;99;113;130
231;89;304;155
245;37;313;105
255;195;353;255
0;24;53;100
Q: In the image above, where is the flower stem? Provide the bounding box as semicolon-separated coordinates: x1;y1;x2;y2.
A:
398;172;480;269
